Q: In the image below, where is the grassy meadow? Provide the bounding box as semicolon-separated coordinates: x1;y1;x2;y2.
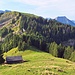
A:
0;47;75;75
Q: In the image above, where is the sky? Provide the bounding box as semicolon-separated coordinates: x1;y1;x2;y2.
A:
0;0;75;20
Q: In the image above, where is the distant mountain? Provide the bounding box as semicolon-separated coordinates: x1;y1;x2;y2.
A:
72;20;75;24
0;10;11;13
0;10;4;13
55;16;75;26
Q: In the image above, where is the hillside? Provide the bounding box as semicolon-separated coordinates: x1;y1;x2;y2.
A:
0;11;75;63
0;47;75;75
0;11;75;75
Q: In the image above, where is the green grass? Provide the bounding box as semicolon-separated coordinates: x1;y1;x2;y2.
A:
1;47;75;75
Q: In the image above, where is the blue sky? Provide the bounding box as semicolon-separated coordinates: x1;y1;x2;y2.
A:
0;0;75;20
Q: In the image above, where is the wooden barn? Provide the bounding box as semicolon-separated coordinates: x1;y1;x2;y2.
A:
6;56;23;64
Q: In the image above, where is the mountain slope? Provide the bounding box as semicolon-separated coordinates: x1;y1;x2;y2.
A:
0;11;75;51
55;16;75;26
0;11;75;62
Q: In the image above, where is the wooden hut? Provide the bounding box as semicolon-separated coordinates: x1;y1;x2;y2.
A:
6;56;23;64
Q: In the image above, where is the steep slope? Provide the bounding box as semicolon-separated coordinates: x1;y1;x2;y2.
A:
0;11;22;35
0;11;75;50
55;16;75;26
0;11;20;25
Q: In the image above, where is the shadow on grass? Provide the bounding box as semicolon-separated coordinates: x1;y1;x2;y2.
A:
4;60;30;65
26;46;43;52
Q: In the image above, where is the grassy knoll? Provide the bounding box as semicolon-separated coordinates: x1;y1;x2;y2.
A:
0;47;75;75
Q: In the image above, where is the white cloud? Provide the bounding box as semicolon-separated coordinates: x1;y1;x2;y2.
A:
15;0;75;12
14;0;62;14
15;0;75;19
0;0;75;19
0;1;3;3
0;1;4;5
16;0;60;6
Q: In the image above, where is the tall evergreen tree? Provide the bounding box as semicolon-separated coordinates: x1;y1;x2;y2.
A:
57;44;64;58
64;46;74;59
69;51;75;62
49;42;58;57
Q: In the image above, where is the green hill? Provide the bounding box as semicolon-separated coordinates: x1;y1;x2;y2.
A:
0;11;75;62
0;47;75;75
0;11;75;75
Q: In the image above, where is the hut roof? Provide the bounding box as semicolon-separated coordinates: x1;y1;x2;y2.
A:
6;56;23;62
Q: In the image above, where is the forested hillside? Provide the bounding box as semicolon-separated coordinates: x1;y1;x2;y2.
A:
0;11;75;63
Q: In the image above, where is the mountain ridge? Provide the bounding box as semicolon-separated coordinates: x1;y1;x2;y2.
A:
55;16;75;26
0;10;75;26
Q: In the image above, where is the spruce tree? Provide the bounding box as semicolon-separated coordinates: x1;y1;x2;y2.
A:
49;42;58;57
69;51;75;62
64;46;74;59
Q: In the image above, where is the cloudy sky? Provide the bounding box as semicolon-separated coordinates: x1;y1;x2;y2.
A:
0;0;75;20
